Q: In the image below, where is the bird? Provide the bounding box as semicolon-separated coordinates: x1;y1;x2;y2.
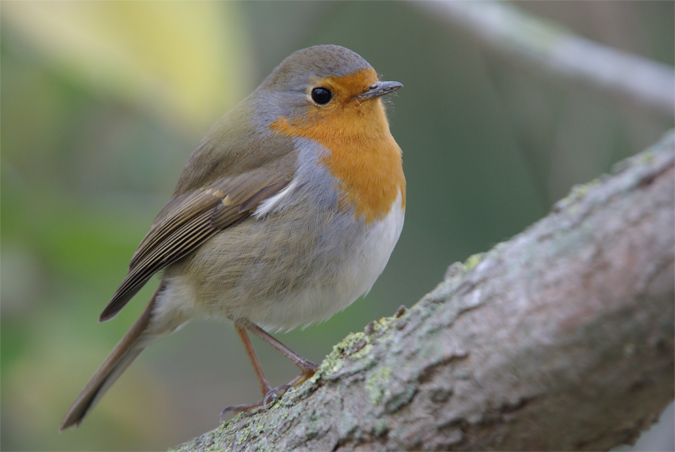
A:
60;44;405;430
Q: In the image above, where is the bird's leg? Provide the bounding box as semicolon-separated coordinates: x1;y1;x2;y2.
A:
235;325;273;396
220;321;318;418
244;322;318;377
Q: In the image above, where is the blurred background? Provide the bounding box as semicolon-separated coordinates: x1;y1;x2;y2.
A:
1;1;673;450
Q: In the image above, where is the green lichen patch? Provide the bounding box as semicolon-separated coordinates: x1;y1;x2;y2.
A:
464;253;484;270
365;366;392;406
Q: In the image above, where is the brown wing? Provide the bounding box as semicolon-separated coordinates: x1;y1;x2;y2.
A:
98;167;294;322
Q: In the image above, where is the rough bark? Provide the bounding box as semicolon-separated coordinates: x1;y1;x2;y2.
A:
171;132;674;451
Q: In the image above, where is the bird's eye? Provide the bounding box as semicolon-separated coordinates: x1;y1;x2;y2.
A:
311;87;332;105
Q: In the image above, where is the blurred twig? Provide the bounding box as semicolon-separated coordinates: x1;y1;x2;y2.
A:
172;133;674;451
413;1;675;118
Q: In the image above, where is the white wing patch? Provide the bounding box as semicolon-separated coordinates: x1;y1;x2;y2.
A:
254;178;299;219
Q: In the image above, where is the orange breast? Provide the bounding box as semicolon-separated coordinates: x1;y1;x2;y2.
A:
270;69;405;224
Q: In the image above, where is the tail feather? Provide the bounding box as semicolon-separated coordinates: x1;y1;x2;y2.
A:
60;287;159;431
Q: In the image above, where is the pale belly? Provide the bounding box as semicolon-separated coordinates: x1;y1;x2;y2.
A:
243;195;405;331
157;192;404;332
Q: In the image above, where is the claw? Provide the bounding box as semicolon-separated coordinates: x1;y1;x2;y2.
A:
219;403;258;422
262;389;279;407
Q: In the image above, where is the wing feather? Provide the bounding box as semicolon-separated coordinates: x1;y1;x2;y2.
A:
99;167;294;322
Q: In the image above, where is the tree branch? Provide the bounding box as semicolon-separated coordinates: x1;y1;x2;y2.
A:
172;132;674;451
411;1;675;119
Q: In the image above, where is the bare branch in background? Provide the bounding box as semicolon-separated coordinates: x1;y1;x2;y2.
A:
413;1;675;118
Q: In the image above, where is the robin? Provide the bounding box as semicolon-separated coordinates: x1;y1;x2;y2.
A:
60;44;405;430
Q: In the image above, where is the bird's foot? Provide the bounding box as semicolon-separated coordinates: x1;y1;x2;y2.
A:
219;367;317;421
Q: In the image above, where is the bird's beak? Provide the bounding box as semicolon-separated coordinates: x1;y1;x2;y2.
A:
357;81;403;100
